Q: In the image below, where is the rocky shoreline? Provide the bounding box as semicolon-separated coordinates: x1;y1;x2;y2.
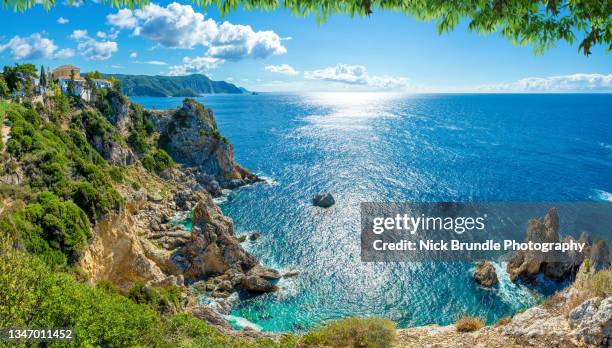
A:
78;98;282;335
73;97;609;346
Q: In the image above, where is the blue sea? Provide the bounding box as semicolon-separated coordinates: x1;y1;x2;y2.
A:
134;93;612;332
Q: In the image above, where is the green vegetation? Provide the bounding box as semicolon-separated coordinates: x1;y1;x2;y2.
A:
3;1;610;55
0;237;298;347
0;75;9;98
455;315;485;332
2;104;123;220
87;70;103;79
585;269;612;298
0;191;91;267
142;149;174;173
0;101;122;265
2;63;38;97
128;281;182;314
298;317;396;348
102;73;244;97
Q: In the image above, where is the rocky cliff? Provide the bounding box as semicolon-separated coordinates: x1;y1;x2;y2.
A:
78;96;276;299
154;99;259;190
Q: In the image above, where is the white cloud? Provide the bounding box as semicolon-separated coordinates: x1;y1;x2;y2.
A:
305;64;368;84
70;30;118;60
130;52;137;59
0;33;73;60
478;74;612;92
304;64;408;89
107;3;286;60
54;48;75;59
106;8;138;29
78;40;118;60
136;60;167;65
70;29;88;40
265;64;299;76
168;56;223;76
57;17;69;24
96;31;107;39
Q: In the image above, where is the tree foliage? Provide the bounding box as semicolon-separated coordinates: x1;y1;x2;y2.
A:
2;0;610;55
0;75;9;98
2;63;38;96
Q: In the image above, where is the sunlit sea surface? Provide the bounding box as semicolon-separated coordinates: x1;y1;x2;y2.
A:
133;93;612;332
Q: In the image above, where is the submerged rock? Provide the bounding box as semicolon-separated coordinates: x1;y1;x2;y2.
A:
473;261;498;287
283;271;299;278
313;192;335;208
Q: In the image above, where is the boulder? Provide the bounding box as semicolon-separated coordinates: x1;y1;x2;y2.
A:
188;306;233;330
313;192;335;208
241;275;277;293
568;297;612;346
249;232;261;241
207;180;222;196
473;261;498;287
249;265;281;280
240;265;280;293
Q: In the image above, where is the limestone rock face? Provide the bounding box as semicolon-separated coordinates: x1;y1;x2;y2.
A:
180;194;279;293
568;297;612;346
507;208;585;283
93;138;135;165
473;261;499;287
154;99;258;187
79;208;182;291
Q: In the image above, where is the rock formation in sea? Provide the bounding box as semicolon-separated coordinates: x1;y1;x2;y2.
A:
506;208;587;283
153;98;259;189
473;261;499;287
313;192;335;207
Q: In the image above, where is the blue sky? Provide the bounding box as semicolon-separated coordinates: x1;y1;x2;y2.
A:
0;1;610;92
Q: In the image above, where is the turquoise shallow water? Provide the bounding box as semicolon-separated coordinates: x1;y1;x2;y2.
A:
134;93;612;332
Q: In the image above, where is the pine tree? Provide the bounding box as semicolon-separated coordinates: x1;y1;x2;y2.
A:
39;65;47;88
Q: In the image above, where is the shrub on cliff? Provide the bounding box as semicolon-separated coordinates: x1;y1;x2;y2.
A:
586;269;612;298
128;281;182;315
142;150;174;173
299;317;396;348
0;191;91;267
4;103;123;220
455;316;485;332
